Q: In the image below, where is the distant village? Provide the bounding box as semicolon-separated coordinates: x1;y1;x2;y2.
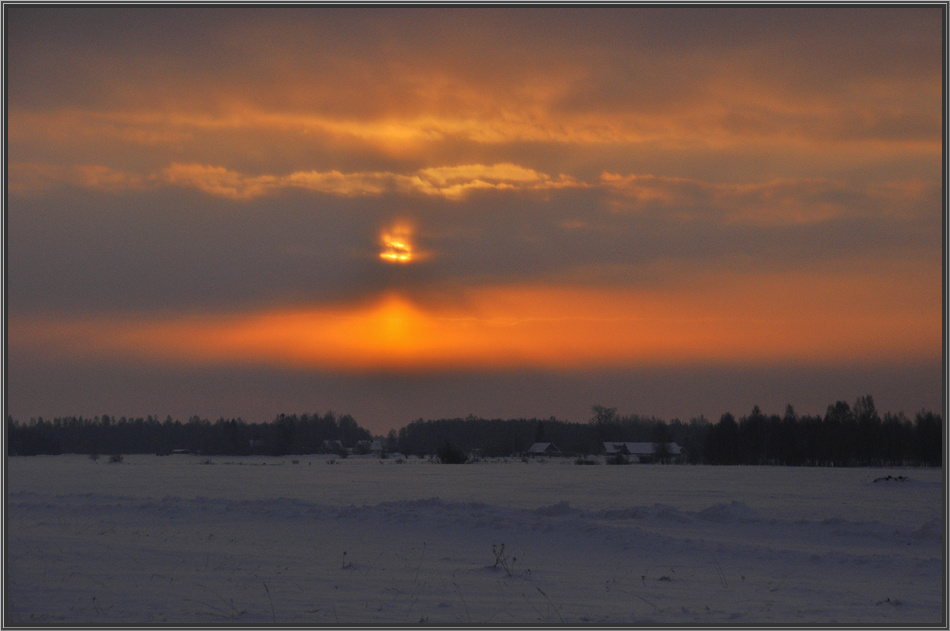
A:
153;438;684;465
310;438;683;464
7;396;942;467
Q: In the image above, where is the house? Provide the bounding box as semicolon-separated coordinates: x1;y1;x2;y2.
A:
525;442;561;456
320;439;345;454
355;440;384;455
603;442;683;463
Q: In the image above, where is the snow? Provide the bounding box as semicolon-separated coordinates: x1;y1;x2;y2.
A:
5;455;944;624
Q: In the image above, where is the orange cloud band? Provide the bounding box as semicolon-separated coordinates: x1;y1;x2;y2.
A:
9;263;940;372
10;161;936;230
9;161;583;200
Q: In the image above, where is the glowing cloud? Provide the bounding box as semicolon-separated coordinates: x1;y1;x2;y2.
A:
8;161;583;201
379;223;415;264
9;261;939;373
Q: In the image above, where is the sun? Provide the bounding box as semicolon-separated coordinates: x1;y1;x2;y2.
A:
379;223;414;263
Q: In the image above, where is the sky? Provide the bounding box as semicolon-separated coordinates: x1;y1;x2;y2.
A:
6;7;944;433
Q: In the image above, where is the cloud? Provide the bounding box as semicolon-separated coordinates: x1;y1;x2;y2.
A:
20;158;935;229
9;8;940;144
8;163;148;196
10;161;584;201
162;162;583;200
7;10;940;184
7;8;939;185
10;261;940;372
161;164;279;200
600;173;938;226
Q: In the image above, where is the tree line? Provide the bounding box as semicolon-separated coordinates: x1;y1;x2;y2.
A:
6;395;942;466
398;396;940;466
7;412;371;457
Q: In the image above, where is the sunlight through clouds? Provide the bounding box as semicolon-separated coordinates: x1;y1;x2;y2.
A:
9;261;939;373
379;223;415;264
6;6;942;424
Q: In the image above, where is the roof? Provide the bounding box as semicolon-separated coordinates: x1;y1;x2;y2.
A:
604;442;682;455
527;442;560;453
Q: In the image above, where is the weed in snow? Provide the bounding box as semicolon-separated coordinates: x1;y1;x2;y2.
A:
491;543;516;577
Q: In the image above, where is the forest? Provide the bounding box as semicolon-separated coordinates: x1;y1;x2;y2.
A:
6;412;371;459
6;396;942;466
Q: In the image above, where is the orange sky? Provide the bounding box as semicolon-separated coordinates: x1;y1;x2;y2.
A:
5;7;943;427
10;260;940;371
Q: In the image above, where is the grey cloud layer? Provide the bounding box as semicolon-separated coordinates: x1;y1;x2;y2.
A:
8;172;939;316
8;7;939;159
6;8;941;315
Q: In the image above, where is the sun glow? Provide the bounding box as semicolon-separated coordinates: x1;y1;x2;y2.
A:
8;261;940;373
379;223;414;263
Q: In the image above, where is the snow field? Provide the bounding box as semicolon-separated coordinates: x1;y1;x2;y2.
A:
5;455;943;624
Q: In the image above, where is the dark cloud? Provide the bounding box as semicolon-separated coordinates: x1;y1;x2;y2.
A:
9;7;938;141
8;176;939;317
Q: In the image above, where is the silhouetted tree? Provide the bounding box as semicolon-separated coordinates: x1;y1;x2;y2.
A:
652;421;672;463
436;440;469;464
5;399;942;466
914;410;942;466
704;413;740;464
535;420;545;443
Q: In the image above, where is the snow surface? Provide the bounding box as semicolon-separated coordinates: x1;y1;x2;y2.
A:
5;455;944;625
